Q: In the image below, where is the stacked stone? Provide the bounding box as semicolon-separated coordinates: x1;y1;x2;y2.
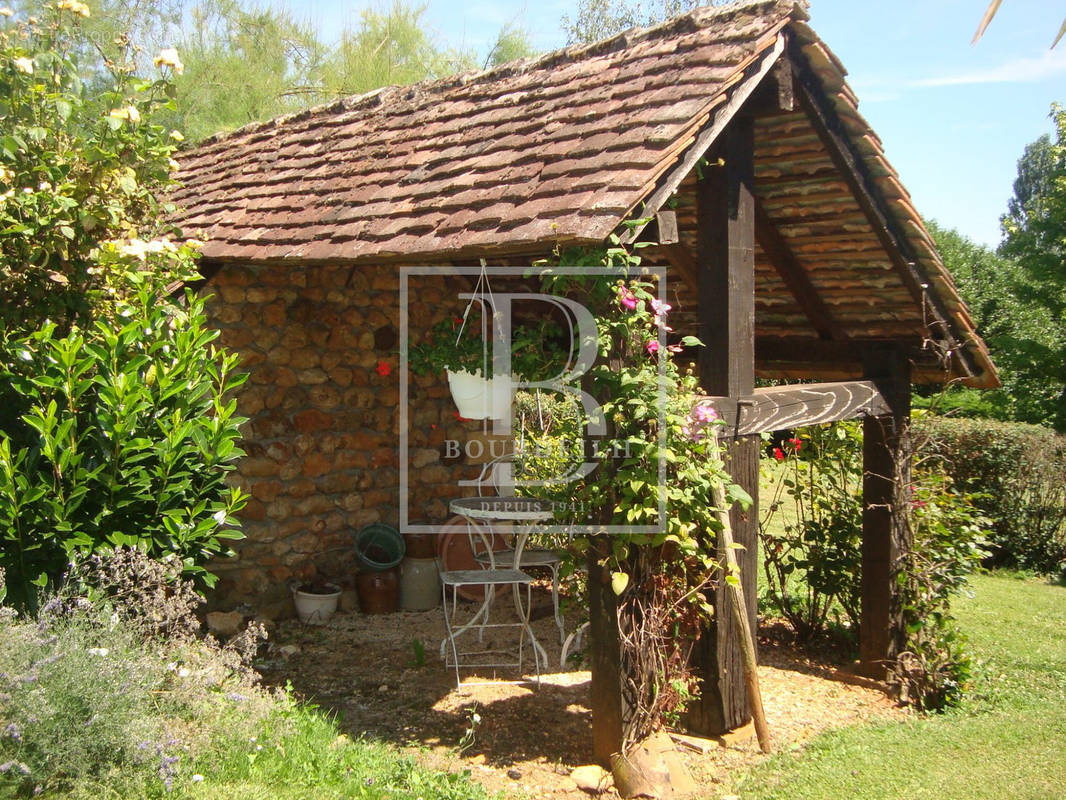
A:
204;263;480;616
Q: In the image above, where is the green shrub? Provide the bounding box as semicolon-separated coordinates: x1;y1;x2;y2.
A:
761;419;988;709
0;556;488;799
0;288;247;610
759;423;863;639
892;470;989;710
917;415;1066;575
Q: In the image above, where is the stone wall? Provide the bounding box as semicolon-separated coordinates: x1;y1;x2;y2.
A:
203;262;487;616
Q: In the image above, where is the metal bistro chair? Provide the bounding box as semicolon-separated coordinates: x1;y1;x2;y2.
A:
439;508;542;690
471;456;566;646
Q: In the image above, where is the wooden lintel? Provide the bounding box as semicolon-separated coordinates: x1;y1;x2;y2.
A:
787;48;977;380
701;380;889;437
753;199;844;341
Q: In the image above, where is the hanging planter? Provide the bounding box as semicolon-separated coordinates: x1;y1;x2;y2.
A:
446;369;513;420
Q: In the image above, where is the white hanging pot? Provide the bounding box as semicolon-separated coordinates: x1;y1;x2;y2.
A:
446;369;513;420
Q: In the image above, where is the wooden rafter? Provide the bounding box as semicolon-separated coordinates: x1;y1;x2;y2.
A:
753;199;845;341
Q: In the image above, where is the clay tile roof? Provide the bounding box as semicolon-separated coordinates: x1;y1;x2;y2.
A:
170;0;997;388
171;0;801;262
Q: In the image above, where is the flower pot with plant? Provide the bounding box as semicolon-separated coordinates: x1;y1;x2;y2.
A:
410;315;569;420
410;315;513;420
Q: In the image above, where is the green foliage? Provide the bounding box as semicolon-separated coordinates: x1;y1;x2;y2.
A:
0;3;197;331
994;104;1066;431
560;0;727;44
408;313;567;380
0;288;248;610
171;0;327;142
0;6;247;611
892;468;988;711
0;557;488;799
917;415;1066;575
0;594;176;795
760;424;863;638
168;0;533;141
925;220;1059;425
322;0;474;97
760;417;988;709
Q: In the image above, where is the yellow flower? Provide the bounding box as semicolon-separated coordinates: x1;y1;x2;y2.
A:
0;8;13;17
169;129;184;142
109;105;140;123
13;56;32;74
153;47;184;74
57;0;90;17
167;157;180;172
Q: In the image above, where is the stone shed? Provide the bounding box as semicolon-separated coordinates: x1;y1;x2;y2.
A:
171;0;996;729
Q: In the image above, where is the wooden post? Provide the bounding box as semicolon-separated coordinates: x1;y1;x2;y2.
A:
588;537;625;764
860;345;911;678
687;116;759;735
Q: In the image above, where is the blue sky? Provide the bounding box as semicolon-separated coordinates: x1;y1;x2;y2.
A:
283;0;1065;248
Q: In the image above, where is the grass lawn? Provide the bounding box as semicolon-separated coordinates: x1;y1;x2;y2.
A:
727;571;1066;799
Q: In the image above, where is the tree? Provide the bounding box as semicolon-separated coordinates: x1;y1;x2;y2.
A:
320;1;473;98
561;0;723;45
926;221;1062;425
172;0;326;142
997;105;1066;430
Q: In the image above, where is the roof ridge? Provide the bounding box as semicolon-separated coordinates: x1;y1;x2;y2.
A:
189;0;807;149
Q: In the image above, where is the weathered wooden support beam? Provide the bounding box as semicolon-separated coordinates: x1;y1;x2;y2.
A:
753;200;844;341
787;49;977;380
687;117;759;736
701;379;889;437
860;345;911;678
588;537;625;764
741;56;795;116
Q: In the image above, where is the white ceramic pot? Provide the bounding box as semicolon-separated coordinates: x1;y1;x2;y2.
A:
291;582;342;624
446;369;513;420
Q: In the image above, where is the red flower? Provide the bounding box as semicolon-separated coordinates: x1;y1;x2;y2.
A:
453;411;471;422
772;447;785;461
376;361;391;376
789;437;802;451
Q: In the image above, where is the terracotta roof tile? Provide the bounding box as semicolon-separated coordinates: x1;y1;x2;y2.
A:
172;0;799;264
171;0;995;387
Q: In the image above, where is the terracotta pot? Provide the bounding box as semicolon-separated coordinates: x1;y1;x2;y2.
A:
356;568;399;614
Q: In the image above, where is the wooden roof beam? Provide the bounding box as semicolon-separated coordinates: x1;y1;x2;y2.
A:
753;198;845;341
787;46;978;379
